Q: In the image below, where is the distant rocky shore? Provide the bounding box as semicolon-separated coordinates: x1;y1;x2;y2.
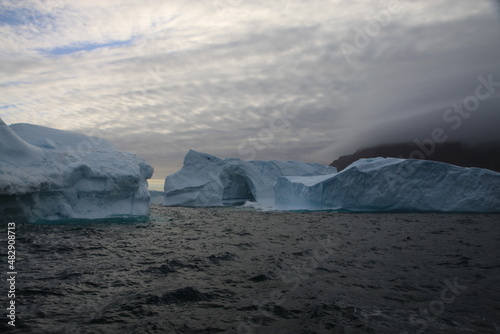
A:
331;141;500;172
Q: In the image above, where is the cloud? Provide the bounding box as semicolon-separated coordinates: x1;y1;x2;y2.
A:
1;0;499;185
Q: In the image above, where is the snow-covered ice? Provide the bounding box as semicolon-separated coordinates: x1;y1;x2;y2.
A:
0;119;154;222
163;150;337;208
275;157;500;212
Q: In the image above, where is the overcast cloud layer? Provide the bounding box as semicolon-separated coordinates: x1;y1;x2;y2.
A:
1;0;500;190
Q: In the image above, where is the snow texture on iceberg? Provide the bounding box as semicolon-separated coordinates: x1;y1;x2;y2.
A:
275;157;500;212
0;119;154;222
163;150;337;207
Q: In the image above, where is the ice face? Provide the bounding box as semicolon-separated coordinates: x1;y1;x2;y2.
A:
163;150;337;208
275;158;500;212
149;190;166;205
0;119;154;222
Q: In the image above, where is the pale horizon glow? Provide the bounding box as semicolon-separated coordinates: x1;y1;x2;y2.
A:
148;179;165;192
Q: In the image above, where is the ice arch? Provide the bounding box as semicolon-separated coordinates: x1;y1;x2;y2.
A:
221;171;256;205
163;150;337;208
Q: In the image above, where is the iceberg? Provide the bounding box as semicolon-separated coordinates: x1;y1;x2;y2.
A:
163;150;337;207
275;157;500;212
149;190;165;205
0;119;154;222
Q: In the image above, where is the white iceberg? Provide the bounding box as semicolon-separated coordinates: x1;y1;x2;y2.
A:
0;119;154;222
275;157;500;212
163;150;337;207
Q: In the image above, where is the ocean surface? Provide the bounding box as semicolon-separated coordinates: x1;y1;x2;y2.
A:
2;206;500;334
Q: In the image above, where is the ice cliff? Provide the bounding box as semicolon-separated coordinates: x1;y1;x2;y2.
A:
275;157;500;212
163;150;337;207
0;119;153;222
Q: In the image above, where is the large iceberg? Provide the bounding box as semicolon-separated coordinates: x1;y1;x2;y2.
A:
163;150;337;207
0;119;154;222
275;157;500;212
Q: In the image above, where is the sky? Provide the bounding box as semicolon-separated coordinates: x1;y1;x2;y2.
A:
1;0;500;191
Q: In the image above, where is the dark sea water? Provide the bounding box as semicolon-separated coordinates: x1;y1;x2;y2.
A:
2;207;500;334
